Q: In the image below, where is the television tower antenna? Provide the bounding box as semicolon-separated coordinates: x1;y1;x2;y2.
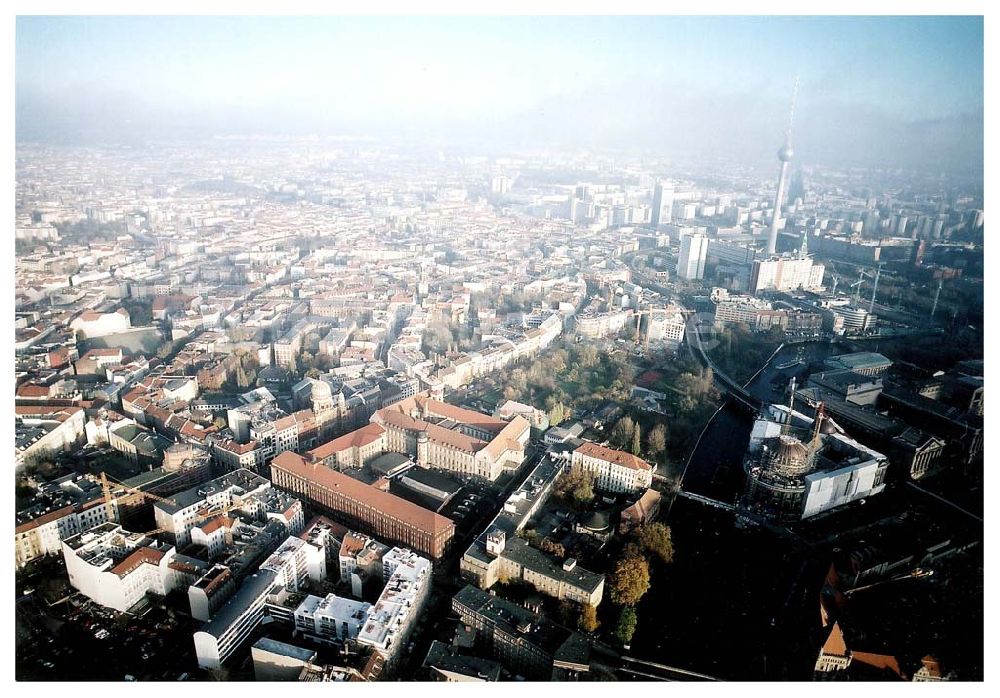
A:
786;73;800;144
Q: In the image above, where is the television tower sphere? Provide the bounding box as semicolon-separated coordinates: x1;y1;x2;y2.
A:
778;144;794;162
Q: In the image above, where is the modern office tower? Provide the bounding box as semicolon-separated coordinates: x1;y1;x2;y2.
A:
676;232;709;280
490;174;510;197
650;180;673;229
766;79;799;255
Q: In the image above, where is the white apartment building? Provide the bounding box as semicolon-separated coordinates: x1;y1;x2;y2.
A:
62;522;179;613
69;308;131;338
193;569;280;669
570;442;654;495
714;294;773;326
356;547;432;660
260;535;327;591
294;594;371;643
749;255;826;295
646;306;687;345
575;309;633;339
16;497;116;569
153;469;272;547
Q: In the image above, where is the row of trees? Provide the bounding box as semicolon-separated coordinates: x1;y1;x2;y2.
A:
606;415;669;462
606;522;675;646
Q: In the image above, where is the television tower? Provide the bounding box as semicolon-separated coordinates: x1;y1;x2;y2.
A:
766;76;799;255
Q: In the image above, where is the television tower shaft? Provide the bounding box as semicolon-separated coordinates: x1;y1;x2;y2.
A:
766;77;800;255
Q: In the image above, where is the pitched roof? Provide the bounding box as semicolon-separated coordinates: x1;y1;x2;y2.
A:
308;423;385;460
378;409;484;454
271;451;454;537
851;651;903;678
822;621;848;657
574;441;652;472
110;547;165;577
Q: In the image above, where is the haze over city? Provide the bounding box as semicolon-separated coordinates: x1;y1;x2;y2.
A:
12;10;986;686
16;16;984;175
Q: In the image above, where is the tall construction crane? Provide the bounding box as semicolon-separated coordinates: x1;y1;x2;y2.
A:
867;262;885;314
140;500;244;538
829;273;841;297
930;278;944;319
99;471;242;538
850;269;871;305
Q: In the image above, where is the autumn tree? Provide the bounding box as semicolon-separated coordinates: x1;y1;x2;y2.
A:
554;468;595;510
608;554;650;606
579;604;600;633
630;425;643;456
234;356;250;389
548;401;566;427
634;523;675;564
577;344;599;369
614;606;638;646
646;423;668;458
610;416;637;450
540;537;566;558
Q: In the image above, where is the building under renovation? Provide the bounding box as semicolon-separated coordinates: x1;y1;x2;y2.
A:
740;387;889;523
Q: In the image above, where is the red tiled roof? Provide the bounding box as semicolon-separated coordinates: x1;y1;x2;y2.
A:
822;621;848;657
378;409;484;454
852;651;903;678
271;451;454;537
110;547;164;577
308;423;385;460
84;348;124;357
16;384;51;397
198;515;234;535
574;441;652;472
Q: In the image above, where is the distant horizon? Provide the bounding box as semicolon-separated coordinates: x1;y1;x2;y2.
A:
15;15;984;178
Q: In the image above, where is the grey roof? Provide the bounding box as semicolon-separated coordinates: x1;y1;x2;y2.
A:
452;585;570;656
398;466;462;495
825;352;892;371
499;537;604;594
423;640;502;680
154;468;267;515
200;569;278;638
370;451;412;474
252;637;317;662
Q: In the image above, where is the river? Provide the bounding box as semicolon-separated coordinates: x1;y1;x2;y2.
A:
678;340;842;505
629;340;844;680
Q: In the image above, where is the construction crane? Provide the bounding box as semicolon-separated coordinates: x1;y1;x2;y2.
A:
844;568;933;597
99;471;179;524
868;262;884;314
829;273;841;297
140;500;244;538
930;278;944;319
850;269;871;305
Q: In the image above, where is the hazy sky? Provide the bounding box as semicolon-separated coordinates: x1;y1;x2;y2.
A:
15;15;984;174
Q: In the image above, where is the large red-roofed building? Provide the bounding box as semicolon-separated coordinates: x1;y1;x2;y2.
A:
270;451;454;560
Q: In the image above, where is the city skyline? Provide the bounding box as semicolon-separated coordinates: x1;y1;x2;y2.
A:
11;10;986;685
15;15;984;175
